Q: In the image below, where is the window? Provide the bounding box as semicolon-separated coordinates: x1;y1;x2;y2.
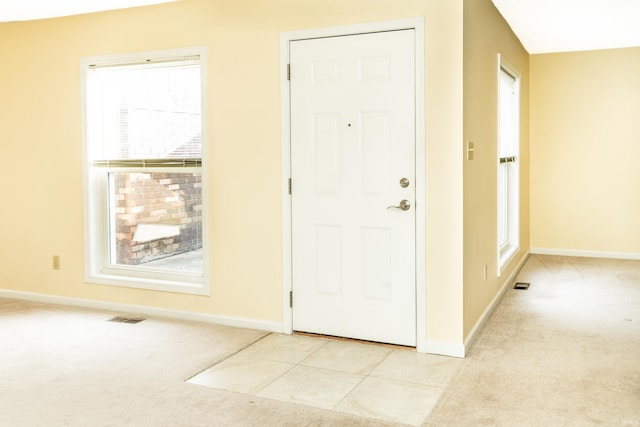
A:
82;47;208;294
497;57;520;274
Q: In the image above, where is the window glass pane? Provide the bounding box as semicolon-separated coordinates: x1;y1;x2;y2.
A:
498;64;520;269
498;164;509;249
109;171;202;274
87;62;201;160
498;70;517;157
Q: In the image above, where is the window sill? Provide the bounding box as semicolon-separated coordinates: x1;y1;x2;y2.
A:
86;271;209;296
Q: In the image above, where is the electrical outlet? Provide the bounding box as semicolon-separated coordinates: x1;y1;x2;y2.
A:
53;255;61;270
466;141;475;160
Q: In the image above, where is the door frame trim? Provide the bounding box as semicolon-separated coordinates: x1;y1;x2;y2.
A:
280;17;426;352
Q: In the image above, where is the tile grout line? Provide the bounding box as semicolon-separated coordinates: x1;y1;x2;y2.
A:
184;331;274;381
296;337;331;367
233;334;333;396
249;360;297;396
330;347;397;413
251;336;334;395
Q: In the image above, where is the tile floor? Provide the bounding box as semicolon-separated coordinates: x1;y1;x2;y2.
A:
187;333;462;426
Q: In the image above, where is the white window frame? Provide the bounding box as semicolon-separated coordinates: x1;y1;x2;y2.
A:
81;47;209;295
497;55;520;275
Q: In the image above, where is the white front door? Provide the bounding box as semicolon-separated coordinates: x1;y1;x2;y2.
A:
290;30;416;346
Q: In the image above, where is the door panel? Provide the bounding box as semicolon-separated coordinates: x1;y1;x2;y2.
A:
361;227;392;301
361;112;391;195
313;113;342;194
290;30;416;346
315;225;342;296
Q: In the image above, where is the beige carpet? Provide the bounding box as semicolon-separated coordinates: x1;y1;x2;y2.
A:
0;254;638;426
426;255;640;426
0;301;395;426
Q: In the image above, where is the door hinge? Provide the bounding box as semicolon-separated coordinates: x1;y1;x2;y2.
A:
288;178;292;195
287;63;291;81
289;291;293;308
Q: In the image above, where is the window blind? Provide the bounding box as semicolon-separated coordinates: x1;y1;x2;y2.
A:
86;56;202;162
92;158;202;168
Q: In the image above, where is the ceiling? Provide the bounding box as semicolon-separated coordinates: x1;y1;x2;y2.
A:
0;0;176;23
492;0;640;54
1;0;639;54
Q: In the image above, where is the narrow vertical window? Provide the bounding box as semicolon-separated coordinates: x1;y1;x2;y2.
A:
82;48;208;294
498;58;520;273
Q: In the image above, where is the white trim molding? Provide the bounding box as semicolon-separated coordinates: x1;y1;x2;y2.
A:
280;17;427;352
0;289;283;333
426;340;465;359
530;247;640;260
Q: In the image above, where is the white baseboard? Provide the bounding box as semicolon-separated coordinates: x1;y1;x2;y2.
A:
0;289;283;333
530;247;640;260
462;251;530;356
425;340;465;358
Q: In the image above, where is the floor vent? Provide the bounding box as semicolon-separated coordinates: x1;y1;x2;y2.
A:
108;316;146;324
514;282;530;290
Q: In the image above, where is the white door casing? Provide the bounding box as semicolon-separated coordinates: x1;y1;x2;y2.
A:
289;30;416;346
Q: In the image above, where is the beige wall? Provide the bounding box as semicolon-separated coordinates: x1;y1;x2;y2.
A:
0;0;465;348
462;0;530;337
530;47;640;255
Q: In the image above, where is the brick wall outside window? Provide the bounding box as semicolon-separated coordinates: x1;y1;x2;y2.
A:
112;172;202;265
